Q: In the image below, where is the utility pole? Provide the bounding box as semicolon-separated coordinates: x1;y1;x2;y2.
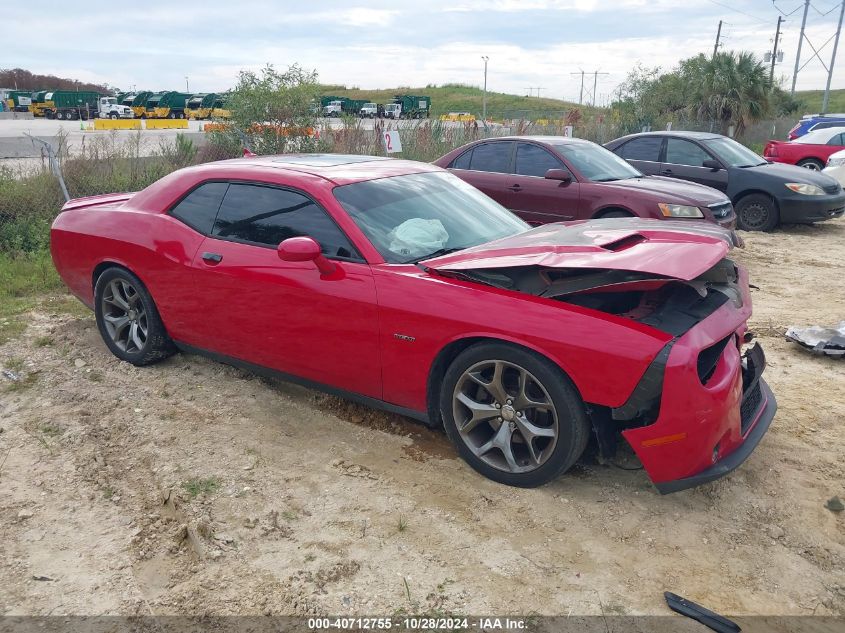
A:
571;71;585;104
770;16;783;84
185;76;190;92
591;71;609;106
713;20;723;59
481;56;489;121
822;1;845;113
791;0;811;94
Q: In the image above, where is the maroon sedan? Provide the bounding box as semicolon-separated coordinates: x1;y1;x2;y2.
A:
434;136;736;228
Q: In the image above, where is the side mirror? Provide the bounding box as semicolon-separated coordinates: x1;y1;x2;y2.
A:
702;159;722;170
278;236;335;275
545;168;573;184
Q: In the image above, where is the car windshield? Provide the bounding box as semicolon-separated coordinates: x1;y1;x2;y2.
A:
333;171;528;264
551;142;643;181
703;137;767;167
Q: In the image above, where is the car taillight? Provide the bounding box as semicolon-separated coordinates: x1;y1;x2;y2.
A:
765;143;778;157
787;124;800;140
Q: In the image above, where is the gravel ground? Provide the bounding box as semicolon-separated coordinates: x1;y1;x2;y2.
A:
0;221;843;619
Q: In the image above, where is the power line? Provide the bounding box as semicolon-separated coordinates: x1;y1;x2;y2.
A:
704;0;770;23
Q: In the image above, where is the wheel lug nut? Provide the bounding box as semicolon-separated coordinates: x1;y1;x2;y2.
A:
495;403;501;408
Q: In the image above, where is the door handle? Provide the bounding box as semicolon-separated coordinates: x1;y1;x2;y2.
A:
507;184;523;192
660;169;673;176
201;252;223;264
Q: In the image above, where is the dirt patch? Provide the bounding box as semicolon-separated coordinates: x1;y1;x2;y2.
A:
1;222;844;617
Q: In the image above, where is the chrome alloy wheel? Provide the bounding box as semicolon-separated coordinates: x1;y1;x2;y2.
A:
452;360;559;473
101;279;148;353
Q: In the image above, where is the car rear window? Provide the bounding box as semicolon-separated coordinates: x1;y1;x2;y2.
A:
169;181;228;235
468;142;512;173
212;183;360;259
617;136;662;161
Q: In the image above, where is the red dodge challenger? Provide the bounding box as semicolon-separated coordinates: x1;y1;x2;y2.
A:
763;126;845;170
50;154;776;493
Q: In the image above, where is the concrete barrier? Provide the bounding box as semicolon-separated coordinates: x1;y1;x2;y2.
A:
93;119;142;130
145;119;189;130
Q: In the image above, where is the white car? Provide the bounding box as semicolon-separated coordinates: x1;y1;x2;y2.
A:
823;149;845;186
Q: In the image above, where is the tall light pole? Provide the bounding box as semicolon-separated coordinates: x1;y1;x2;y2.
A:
481;56;489;121
185;76;190;92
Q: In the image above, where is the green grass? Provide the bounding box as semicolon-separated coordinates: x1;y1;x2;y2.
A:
0;251;66;344
181;476;221;498
319;83;592;118
794;88;845;114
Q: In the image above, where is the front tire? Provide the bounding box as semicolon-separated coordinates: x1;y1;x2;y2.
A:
94;267;175;366
440;343;590;488
736;193;779;231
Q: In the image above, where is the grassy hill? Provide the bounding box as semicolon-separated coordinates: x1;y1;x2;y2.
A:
319;83;593;118
793;88;845;113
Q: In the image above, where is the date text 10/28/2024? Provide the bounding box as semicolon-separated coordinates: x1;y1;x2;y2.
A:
308;617;529;630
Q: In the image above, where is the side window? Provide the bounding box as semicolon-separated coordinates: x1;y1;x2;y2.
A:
469;142;512;173
665;138;712;166
617;137;662;161
450;149;473;169
515;143;565;177
169;182;228;234
828;132;845;145
212;184;360;259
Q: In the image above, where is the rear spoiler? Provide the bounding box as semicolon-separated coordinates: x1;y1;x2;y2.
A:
60;192;135;212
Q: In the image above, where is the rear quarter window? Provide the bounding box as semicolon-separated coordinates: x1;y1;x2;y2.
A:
169;182;228;234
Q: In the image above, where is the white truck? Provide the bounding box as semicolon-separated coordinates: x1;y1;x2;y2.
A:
359;102;378;118
384;103;402;119
97;97;134;119
322;100;344;117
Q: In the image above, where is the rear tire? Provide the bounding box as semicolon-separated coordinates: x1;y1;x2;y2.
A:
94;267;175;366
440;342;590;488
736;193;779;231
797;158;824;171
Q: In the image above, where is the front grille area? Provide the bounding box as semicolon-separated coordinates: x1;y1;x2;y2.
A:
708;202;734;218
740;382;763;435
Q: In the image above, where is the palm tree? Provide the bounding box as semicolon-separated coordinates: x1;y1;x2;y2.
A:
683;51;772;136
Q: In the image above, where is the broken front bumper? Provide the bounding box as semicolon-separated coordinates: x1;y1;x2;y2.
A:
623;340;776;494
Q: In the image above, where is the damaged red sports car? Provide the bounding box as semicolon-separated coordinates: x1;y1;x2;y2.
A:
50;155;776;493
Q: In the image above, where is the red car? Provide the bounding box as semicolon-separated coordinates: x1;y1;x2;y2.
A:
433;136;737;229
50;155;775;493
764;126;845;170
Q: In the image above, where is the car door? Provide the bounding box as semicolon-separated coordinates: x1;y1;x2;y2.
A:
188;181;382;400
660;138;729;192
614;136;663;175
505;142;581;224
448;141;515;207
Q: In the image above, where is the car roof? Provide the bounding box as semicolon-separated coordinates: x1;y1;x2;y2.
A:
615;131;724;142
200;154;441;186
488;135;596;146
798;126;845;142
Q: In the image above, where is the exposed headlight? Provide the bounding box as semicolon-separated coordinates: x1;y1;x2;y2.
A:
785;183;825;195
827;157;845;167
658;203;704;218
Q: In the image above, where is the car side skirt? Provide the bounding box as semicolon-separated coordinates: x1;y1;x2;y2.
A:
173;341;432;426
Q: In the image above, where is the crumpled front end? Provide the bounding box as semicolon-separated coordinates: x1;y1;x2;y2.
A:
616;266;776;492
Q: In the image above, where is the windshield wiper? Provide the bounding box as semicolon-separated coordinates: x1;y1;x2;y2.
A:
593;177;621;182
406;247;465;264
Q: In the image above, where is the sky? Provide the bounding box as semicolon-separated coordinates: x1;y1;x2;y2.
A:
5;0;845;102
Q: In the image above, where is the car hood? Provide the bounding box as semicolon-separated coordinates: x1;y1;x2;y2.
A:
741;160;841;186
424;218;735;281
596;175;728;205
